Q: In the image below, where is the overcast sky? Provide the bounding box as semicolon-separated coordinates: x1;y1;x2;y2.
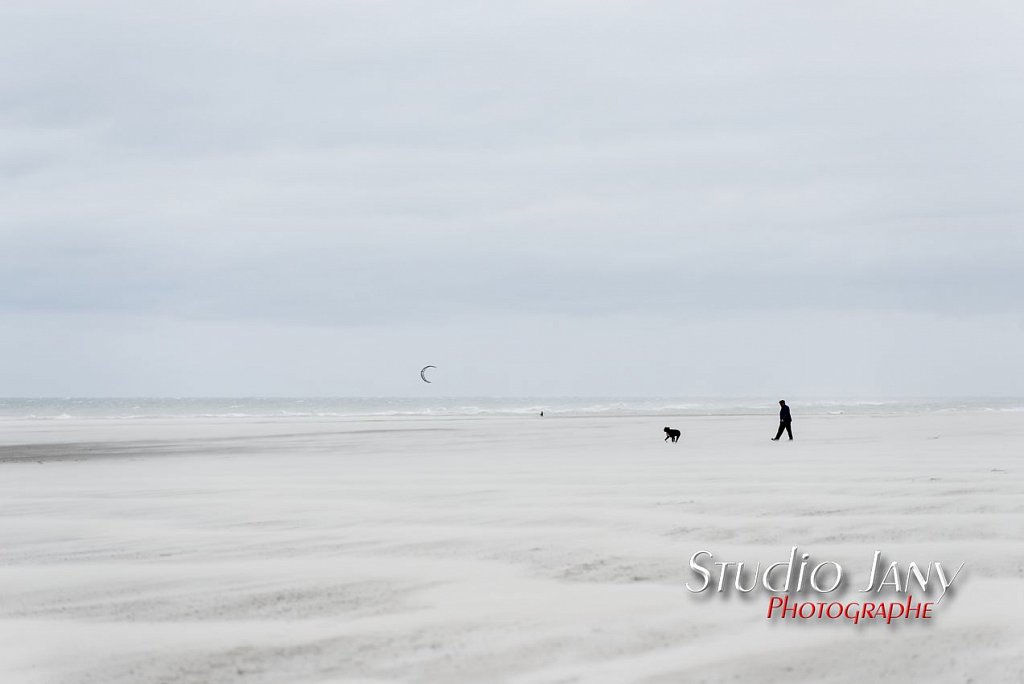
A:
2;1;1022;397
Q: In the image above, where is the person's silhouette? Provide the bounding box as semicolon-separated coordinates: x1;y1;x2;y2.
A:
771;400;793;441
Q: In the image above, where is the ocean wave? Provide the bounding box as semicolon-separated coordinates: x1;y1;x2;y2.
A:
1;397;1022;420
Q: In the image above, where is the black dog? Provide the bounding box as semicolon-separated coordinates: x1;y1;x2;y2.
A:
664;427;681;443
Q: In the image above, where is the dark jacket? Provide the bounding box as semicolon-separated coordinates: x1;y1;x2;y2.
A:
780;405;792;422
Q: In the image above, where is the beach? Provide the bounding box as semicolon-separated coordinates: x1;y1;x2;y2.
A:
1;409;1022;683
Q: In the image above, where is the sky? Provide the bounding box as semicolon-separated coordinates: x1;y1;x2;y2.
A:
2;0;1023;397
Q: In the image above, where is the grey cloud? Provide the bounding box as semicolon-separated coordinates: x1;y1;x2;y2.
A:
1;1;1022;394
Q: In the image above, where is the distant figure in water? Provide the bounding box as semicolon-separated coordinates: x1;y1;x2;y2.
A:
772;400;793;441
539;411;544;417
664;427;681;443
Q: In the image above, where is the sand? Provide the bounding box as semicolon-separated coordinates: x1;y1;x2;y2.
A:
0;411;1022;683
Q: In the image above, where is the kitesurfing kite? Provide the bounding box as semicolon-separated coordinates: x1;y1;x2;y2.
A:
420;365;436;383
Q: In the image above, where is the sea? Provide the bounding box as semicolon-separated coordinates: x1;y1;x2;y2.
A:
1;397;1022;421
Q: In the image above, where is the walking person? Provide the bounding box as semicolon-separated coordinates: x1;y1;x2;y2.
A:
772;400;793;441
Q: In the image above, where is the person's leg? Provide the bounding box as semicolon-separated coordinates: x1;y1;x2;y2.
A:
773;423;785;440
785;422;793;440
